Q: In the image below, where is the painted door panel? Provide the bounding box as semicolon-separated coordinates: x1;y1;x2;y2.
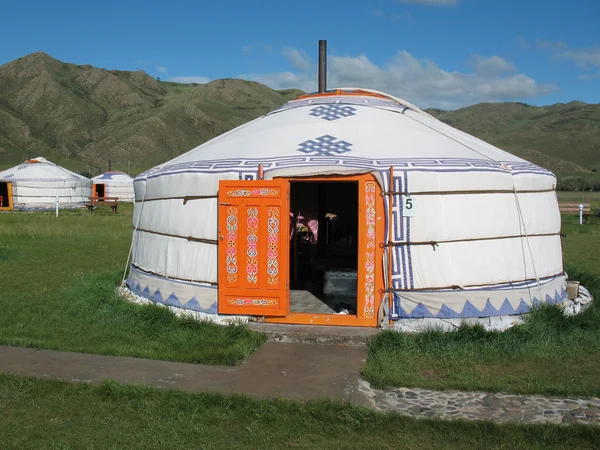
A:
217;180;290;316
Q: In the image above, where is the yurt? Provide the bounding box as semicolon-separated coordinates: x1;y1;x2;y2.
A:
123;43;566;329
92;170;135;202
0;157;92;211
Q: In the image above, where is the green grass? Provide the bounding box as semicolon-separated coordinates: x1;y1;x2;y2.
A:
0;375;598;450
558;191;600;209
363;260;600;396
0;207;266;365
562;222;600;275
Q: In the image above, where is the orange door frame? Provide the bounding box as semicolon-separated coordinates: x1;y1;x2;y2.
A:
0;182;14;211
264;173;384;328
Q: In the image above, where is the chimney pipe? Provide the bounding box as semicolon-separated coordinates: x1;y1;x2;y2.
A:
108;159;112;171
318;40;327;93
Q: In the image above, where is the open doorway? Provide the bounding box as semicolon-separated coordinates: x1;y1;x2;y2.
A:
0;182;11;210
289;181;359;316
93;183;105;198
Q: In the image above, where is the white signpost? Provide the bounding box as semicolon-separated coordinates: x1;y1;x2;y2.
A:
403;195;416;217
56;196;59;217
579;204;583;226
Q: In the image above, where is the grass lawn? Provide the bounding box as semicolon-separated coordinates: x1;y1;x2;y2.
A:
363;214;600;396
0;375;598;450
557;191;600;209
1;193;600;398
0;206;265;365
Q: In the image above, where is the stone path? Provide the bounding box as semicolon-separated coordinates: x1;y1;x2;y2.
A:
359;380;600;425
1;344;599;426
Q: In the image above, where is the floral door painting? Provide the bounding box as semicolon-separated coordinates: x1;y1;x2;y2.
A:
217;180;290;316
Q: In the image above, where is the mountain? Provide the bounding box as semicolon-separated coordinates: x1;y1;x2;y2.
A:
0;52;302;175
0;52;598;178
429;102;600;174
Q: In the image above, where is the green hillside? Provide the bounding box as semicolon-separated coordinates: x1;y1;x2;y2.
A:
0;52;301;175
431;102;600;175
0;52;598;181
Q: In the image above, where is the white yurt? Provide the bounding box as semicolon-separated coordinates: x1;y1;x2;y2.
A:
123;86;566;330
0;157;92;211
92;170;135;202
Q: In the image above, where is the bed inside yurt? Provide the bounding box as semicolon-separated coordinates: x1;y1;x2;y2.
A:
121;41;574;330
0;157;92;211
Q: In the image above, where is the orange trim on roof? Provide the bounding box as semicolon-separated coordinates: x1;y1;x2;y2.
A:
296;89;391;100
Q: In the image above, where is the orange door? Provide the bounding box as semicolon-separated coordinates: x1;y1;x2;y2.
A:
0;182;13;211
217;179;290;316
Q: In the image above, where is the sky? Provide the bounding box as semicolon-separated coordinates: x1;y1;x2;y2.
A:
1;0;599;109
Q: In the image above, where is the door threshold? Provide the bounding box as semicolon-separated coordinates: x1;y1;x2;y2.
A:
264;312;376;327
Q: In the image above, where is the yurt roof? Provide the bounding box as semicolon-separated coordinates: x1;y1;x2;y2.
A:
92;170;134;182
0;157;90;182
138;89;553;180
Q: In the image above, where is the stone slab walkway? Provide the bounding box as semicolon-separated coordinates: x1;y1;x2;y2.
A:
359;381;600;425
1;344;599;425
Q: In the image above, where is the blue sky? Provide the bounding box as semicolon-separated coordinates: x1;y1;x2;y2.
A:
2;0;599;109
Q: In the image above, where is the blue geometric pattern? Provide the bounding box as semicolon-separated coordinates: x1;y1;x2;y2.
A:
137;156;554;184
393;287;568;319
127;276;218;314
380;171;413;291
309;104;357;121
297;135;353;156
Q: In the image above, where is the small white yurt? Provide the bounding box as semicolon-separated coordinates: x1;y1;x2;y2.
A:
92;170;135;202
124;87;566;330
0;157;92;211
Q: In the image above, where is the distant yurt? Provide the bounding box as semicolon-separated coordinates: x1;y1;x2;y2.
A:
0;157;92;211
122;43;566;330
92;170;135;202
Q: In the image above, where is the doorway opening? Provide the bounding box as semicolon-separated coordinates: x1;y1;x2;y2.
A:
94;183;105;198
289;181;359;316
0;182;11;210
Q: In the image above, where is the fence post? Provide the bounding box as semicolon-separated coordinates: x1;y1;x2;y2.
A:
579;203;583;225
56;196;59;218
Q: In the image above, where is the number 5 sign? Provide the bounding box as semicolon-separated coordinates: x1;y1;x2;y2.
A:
403;195;416;217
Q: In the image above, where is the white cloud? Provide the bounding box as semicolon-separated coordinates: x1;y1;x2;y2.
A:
579;72;600;81
556;47;600;69
397;0;457;5
282;47;313;71
536;39;568;52
239;49;557;109
156;66;168;73
467;55;515;76
241;45;253;54
169;76;211;84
